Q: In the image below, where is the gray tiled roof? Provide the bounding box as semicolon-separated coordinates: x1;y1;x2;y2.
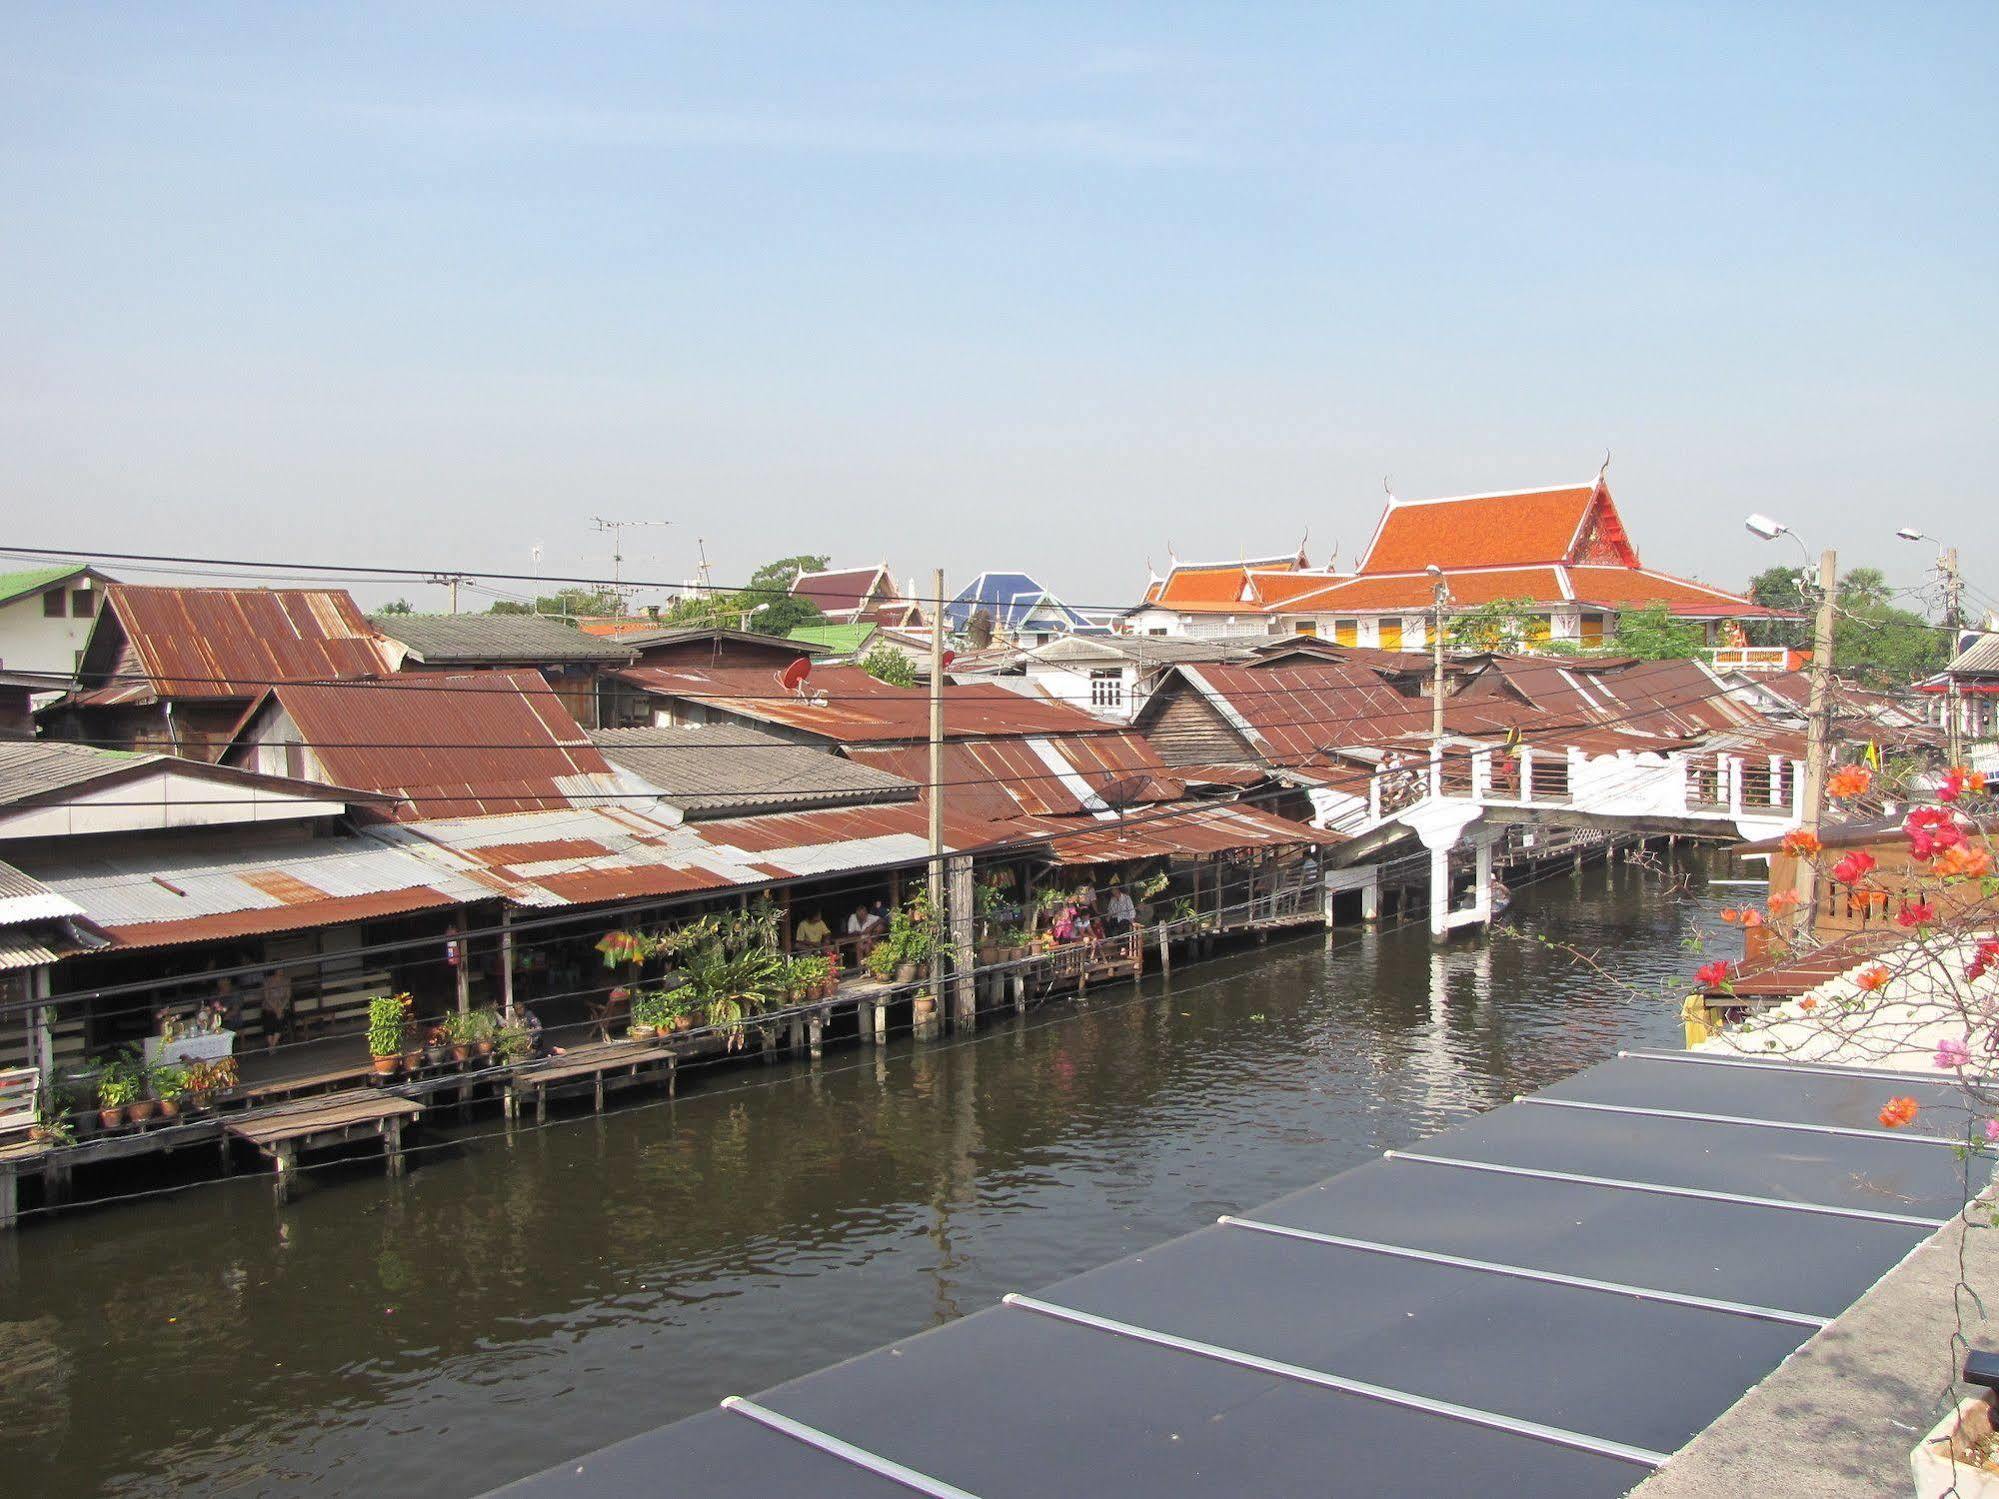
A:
0;740;154;808
370;614;638;664
589;726;916;817
1948;632;1999;676
1027;632;1275;668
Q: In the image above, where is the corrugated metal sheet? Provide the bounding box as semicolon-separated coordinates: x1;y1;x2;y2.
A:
242;669;626;821
1028;802;1332;865
98;888;461;949
370;614;639;664
1170;662;1452;760
0;858;86;924
97;584;397;700
589;725;918;815
0;741;157;808
847;734;1180;821
613;665;1124;744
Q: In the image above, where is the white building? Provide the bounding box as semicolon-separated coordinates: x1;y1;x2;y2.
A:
0;564;115;680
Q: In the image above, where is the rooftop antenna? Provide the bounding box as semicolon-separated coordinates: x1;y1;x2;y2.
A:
695;537;714;595
586;517;671;589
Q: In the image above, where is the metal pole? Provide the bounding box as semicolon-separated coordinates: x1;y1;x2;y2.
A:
1794;548;1838;916
1943;546;1964;765
1431;571;1448;745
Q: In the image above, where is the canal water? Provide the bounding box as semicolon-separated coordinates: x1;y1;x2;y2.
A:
1;853;1727;1497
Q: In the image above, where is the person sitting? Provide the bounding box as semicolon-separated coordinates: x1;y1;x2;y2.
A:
795;909;833;947
844;902;880;962
1104;883;1136;936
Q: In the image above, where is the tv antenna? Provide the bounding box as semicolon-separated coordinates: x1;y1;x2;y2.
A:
586;517;671;587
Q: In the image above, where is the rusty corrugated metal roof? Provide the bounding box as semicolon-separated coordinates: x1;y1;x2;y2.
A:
1028;801;1332;865
845;733;1179;821
614;664;1123;743
230;669;625;821
88;584;397;701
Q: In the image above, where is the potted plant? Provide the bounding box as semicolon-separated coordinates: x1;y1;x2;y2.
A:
682;941;783;1052
423;1025;450;1068
28;1085;75;1146
469;1007;499;1059
182;1056;237;1111
495;1019;535;1065
152;1063;188;1121
628;990;669;1039
97;1065;137;1131
1914;1388;1999;1497
368;992;411;1076
125;1047;161;1125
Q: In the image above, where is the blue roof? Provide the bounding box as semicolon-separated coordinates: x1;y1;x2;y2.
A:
945;572;1090;634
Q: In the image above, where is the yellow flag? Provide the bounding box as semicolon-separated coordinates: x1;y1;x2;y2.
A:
1864;741;1881;769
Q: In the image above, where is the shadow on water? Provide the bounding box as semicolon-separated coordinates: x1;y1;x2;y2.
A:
0;851;1729;1496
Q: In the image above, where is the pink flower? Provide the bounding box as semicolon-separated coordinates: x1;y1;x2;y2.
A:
1935;1037;1972;1071
1897;902;1938;929
1905;807;1964;858
1984;1119;1999;1143
1830;851;1877;886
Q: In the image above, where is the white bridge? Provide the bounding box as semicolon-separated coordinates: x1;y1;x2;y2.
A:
1309;740;1805;938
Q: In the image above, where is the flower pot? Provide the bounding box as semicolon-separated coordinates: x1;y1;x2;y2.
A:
157;1098;180;1121
424;1045;448;1067
895;961;918;985
978;944;999;966
451;1044;471;1063
371;1054;401;1076
1914;1391;1999;1498
912;994;937;1021
475;1040;494;1057
127;1098;160;1124
98;1107;125;1131
28;1124;50;1144
674;1014;696;1033
629;1024;657;1040
186;1090;213;1112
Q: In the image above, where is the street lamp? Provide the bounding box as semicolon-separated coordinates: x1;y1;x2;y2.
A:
1748;515;1837;912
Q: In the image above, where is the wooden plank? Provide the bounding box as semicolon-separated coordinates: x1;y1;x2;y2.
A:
226;1091;422;1149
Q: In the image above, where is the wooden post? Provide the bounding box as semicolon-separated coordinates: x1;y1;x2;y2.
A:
273;1144;296;1206
453;925;470;1017
0;1165;16;1233
385;1117;405;1177
500;907;517;1024
1157;923;1171;977
808;1010;825;1061
948;854;976;1031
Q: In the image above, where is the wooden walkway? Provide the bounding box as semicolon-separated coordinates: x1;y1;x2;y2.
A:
225;1089;423;1202
506;1038;686;1123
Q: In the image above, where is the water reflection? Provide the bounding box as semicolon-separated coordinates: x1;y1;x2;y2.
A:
1;853;1724;1497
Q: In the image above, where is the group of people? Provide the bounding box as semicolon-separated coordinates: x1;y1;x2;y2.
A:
1047;880;1137;947
792;900;894;964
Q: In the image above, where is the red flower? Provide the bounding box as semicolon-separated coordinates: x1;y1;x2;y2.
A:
1855;966;1892;992
1780;830;1822;859
1830;851;1877;886
1695;959;1735;988
1905;807;1964;858
1969;939;1999;983
1878;1096;1920;1129
1896;902;1937;929
1827;765;1873;799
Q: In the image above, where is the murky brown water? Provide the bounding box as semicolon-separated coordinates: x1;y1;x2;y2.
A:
0;853;1726;1496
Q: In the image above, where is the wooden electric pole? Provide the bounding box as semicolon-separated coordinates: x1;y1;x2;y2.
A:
1942;545;1964;766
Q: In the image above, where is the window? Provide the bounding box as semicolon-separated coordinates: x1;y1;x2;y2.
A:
1580;612;1605;643
1295;620;1318;638
1378;619;1403;650
1089;669;1123;710
43;589;63;617
70;589;95;618
1333;619;1358;646
1147;628;1168;637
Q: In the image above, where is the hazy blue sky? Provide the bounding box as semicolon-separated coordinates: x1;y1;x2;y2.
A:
3;4;1993;616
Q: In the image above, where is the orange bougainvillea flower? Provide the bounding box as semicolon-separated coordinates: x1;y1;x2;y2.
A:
1738;908;1764;929
1797;996;1818;1012
1827;764;1874;799
1879;1096;1920;1129
1767;889;1802;914
1934;844;1994;880
1855;966;1892;992
1718;907;1741;924
1780;829;1822;859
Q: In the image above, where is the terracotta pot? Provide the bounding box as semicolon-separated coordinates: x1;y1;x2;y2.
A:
157;1098;180;1120
451;1044;471;1063
895;961;918;985
978;944;999;965
371;1054;401;1076
475;1039;494;1057
127;1098;160;1124
29;1124;50;1144
186;1090;213;1112
674;1013;696;1033
912;994;937;1020
629;1024;657;1040
821;977;839;998
99;1107;125;1130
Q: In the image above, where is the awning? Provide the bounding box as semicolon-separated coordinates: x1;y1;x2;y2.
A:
1030;803;1333;866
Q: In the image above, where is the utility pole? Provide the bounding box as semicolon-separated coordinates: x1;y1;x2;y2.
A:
926;568;947;1038
1794;548;1839;915
1943;545;1964;765
427;573;467;614
1428;566;1450;745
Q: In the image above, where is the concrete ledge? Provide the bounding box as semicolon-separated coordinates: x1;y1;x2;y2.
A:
1634;1207;1999;1498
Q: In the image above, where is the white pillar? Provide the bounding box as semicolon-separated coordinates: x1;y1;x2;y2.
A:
1429;844;1450;939
501;907;517;1023
1360;868;1381;923
1473;835;1495;923
30;966;53;1084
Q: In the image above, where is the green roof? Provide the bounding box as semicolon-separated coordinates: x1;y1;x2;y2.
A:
0;564;88;606
788;621;877;654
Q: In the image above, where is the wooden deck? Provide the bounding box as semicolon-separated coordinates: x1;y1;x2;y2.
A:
225;1089;423;1201
506;1038;685;1122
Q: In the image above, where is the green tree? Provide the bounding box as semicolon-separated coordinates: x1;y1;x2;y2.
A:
1447;597;1542;653
377;598;414;615
644;554;831;637
1746;566;1809;647
1610;604;1706;660
1834;591;1946;688
490;587;627;621
860;643;917;687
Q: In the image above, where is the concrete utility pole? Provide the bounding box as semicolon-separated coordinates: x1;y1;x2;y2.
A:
926;568;946;1035
1943;546;1965;765
1428;566;1450;745
428;573;467;614
1794;548;1839;914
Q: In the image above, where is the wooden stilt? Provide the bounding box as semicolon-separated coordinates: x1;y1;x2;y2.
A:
384;1118;405;1177
273;1143;296;1206
593;1074;605;1113
808;1012;824;1060
0;1165;16;1233
1158;925;1171;977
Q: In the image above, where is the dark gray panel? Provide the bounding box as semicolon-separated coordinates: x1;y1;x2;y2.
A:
1038;1220;1804;1456
761;1302;1646;1499
1252;1156;1926;1319
489;1405;906;1498
1543;1056;1980;1144
1413;1099;1975;1218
